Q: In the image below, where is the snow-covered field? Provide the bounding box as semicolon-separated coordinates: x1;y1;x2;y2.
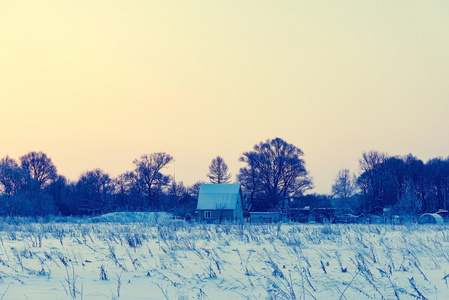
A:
0;214;448;299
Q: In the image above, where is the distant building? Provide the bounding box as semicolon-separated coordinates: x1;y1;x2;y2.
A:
436;209;449;220
249;212;287;223
196;184;244;222
288;207;311;223
419;213;444;225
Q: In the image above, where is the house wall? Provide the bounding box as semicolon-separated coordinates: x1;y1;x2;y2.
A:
234;192;244;219
199;210;234;221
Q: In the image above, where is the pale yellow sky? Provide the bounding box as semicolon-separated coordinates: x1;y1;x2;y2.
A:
1;1;449;193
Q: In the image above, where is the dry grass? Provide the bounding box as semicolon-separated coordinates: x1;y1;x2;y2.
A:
0;216;447;299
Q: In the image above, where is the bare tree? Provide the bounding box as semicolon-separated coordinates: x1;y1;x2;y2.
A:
425;157;449;211
20;151;57;189
187;181;205;198
238;137;313;211
237;164;261;210
357;151;389;211
133;152;173;209
0;156;31;215
169;180;187;197
46;175;76;215
0;156;28;198
331;169;356;200
163;180;187;211
207;156;232;184
76;169;114;214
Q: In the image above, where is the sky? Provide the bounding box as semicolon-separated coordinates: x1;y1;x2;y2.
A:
1;1;449;194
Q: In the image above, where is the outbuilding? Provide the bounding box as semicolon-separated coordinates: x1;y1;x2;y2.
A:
249;212;287;223
196;184;244;222
418;213;444;225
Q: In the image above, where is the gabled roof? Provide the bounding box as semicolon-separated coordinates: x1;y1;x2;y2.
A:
197;184;242;210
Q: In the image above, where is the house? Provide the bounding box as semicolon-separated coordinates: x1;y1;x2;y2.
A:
196;184;244;222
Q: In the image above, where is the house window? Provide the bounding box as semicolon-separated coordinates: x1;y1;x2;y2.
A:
204;211;211;219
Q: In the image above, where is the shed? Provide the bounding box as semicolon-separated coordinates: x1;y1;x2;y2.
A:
418;213;444;225
436;209;449;219
196;184;244;222
250;212;287;223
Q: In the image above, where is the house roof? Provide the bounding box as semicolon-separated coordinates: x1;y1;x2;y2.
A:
197;184;242;210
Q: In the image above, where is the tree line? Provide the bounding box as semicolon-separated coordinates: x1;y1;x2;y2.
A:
329;151;449;216
0;138;313;217
0;152;194;216
1;138;448;217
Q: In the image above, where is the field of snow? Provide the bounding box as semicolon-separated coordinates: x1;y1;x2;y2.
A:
0;214;448;299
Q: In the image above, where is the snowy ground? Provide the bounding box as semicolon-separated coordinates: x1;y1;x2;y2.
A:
0;214;447;299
